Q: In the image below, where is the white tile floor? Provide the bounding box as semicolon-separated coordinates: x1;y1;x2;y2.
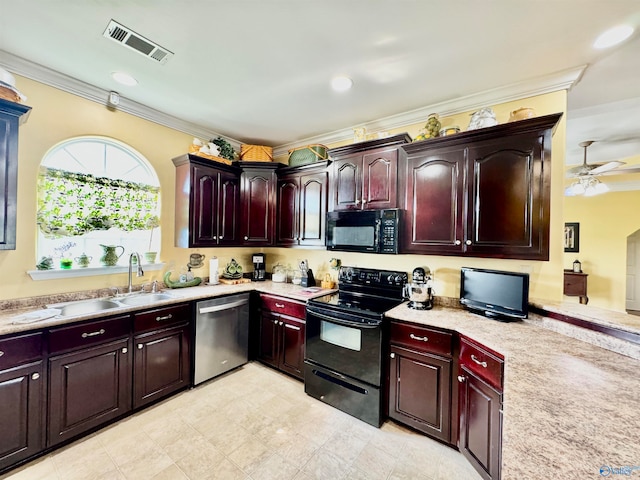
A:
1;362;482;480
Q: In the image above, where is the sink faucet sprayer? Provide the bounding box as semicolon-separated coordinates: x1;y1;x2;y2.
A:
128;252;144;293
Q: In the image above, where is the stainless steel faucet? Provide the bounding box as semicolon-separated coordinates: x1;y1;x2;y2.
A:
128;252;144;293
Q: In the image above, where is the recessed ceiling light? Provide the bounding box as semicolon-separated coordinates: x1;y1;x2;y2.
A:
111;71;138;86
331;76;353;92
593;24;634;49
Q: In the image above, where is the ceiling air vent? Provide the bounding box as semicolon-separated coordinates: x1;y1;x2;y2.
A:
103;20;173;65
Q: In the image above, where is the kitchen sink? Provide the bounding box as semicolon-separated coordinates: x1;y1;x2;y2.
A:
56;299;122;317
117;293;175;306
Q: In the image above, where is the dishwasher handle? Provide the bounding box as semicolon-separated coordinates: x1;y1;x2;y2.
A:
198;299;249;314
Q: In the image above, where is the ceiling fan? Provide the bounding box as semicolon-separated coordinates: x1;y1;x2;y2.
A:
565;140;640;196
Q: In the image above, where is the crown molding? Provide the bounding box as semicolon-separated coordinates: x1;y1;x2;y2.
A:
1;49;582;158
0;49;242;150
273;65;586;157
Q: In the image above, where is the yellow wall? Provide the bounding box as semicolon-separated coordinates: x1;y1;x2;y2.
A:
564;189;640;311
0;76;567;304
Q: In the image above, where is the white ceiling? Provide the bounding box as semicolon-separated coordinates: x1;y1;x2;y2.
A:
1;1;639;167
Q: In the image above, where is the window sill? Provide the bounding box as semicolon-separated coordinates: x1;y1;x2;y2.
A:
28;262;166;281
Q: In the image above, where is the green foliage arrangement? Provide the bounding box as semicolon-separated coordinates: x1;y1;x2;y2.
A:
209;136;236;160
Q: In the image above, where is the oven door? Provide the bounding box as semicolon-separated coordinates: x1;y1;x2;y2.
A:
305;304;384;386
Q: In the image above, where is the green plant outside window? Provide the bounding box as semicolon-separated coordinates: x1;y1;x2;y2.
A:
37;167;160;238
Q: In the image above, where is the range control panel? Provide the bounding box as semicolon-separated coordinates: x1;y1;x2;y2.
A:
339;266;408;288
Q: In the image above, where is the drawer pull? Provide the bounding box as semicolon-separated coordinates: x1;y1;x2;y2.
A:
31;373;40;381
122;348;128;354
82;329;105;338
471;354;487;368
457;375;465;383
156;314;173;322
390;353;395;359
409;333;429;342
275;303;285;308
0;351;3;357
138;344;144;350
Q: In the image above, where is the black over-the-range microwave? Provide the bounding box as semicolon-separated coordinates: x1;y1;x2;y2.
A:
326;208;401;254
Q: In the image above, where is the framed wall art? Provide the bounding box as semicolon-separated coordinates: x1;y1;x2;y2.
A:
564;222;580;253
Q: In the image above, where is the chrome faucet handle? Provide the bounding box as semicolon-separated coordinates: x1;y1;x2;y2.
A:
109;286;120;296
151;280;158;293
140;283;149;293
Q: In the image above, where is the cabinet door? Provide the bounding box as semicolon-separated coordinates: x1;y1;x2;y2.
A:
362;149;398;210
218;171;241;245
299;170;327;246
402;146;465;254
466;131;549;260
258;311;280;369
0;361;44;470
48;338;131;446
241;168;275;245
0;100;30;250
389;346;452;443
133;324;190;409
458;365;502;480
279;316;305;380
191;164;220;247
331;156;361;211
276;176;300;246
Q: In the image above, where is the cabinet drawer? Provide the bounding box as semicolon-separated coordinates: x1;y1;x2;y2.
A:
0;332;43;370
49;315;131;354
259;294;306;319
134;303;190;333
390;321;453;357
459;337;504;391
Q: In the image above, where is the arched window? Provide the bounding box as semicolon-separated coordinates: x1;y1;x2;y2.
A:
36;136;160;270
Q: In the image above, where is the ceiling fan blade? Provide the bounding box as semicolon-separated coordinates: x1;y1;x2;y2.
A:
598;165;640;176
566;162;606;176
588;161;626;175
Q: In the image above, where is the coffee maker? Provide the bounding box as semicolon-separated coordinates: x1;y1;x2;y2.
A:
252;253;266;281
404;267;434;310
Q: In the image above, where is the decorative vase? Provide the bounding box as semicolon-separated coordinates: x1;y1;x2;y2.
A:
99;244;124;266
74;253;92;268
60;258;73;269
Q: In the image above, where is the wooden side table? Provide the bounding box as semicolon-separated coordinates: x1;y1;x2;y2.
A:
563;270;588;304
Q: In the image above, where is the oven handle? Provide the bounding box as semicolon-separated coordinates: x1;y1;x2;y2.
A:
306;308;381;329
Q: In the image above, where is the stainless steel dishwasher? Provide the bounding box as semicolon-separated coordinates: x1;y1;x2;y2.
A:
194;293;250;385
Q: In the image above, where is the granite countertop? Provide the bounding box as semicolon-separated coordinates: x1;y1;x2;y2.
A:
0;281;335;337
386;303;640;479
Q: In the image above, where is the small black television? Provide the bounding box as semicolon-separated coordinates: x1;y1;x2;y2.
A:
460;267;529;321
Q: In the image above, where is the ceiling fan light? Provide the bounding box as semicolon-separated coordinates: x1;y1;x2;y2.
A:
593;25;634;49
331;75;353;92
111;71;138;86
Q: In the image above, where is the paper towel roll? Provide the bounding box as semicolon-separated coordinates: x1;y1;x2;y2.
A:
209;257;219;284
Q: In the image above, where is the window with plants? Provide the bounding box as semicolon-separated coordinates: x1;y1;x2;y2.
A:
35;136;161;270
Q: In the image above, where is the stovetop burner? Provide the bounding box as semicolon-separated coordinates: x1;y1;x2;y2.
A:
307;266;408;319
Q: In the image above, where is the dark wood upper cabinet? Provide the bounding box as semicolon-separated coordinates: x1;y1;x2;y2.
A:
401;113;561;260
0;99;31;250
276;162;329;247
238;161;280;246
328;133;411;211
172;154;241;248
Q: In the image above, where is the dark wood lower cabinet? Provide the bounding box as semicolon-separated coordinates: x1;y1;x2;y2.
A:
458;366;503;480
133;323;190;409
257;294;306;380
0;361;44;470
47;338;132;447
388;345;452;443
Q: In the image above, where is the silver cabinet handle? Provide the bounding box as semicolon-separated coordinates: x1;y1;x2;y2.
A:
455;240;461;245
409;333;428;342
219;236;224;240
275;303;285;308
362;199;367;204
138;344;144;350
82;328;105;338
244;236;249;240
122;348;128;354
212;235;217;240
471;354;487;368
0;351;4;357
31;373;40;380
457;375;465;383
279;321;284;326
355;199;361;205
156;314;173;322
390;353;395;359
465;240;472;245
273;319;278;324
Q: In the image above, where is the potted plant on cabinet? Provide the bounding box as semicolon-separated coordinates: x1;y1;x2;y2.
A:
144;215;160;263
